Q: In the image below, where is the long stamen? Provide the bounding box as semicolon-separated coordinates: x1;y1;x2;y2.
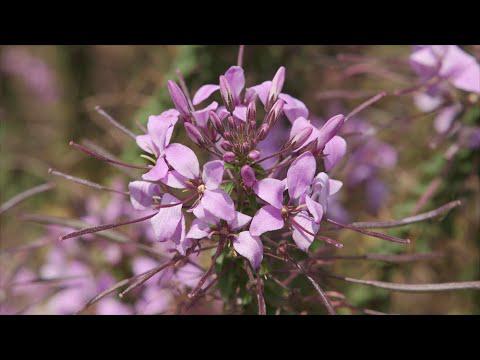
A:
69;140;149;170
94;106;137;140
0;183;55;215
60;212;158;241
237;45;245;67
326;218;410;244
345;92;387;121
48;168;129;196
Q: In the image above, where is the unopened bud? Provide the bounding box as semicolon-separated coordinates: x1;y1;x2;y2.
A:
220;141;233;151
209;111;223;131
316;114;345;150
223;152;236;163
184;122;204;145
248;149;261;161
227;115;236;129
265;99;285;128
223;131;233;141
290;126;313;150
220;75;235;113
241;165;257;188
256;123;270;142
246;100;257;123
266;66;285;110
167;80;190;116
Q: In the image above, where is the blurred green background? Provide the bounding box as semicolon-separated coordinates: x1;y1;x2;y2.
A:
1;45;478;314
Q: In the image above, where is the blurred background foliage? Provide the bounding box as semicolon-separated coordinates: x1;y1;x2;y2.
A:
1;45;478;314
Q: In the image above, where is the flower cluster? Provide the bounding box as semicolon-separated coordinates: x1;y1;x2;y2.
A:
129;65;348;270
410;45;480;148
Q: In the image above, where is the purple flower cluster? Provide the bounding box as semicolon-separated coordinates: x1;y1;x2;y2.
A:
129;65;347;269
410;45;480;142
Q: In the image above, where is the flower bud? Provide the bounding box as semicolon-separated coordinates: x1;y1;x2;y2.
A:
246;100;257;123
209;110;223;131
248;149;261;161
316;114;345;150
265;99;285;128
256;123;270;142
266;66;285;110
184;122;204;145
290;126;313;150
167;80;190;116
241;165;256;188
219;75;235;113
223;131;233;141
227;115;236;129
223;152;236;163
220;140;233;151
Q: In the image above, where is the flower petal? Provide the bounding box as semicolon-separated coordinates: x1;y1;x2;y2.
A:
136;134;156;155
228;211;252;231
192;84;220;105
291;211;319;252
185;219;211;240
160;170;188;189
280;93;309;123
193;101;218;128
202;160;224;190
323;135;347;171
305;195;324;224
249;205;284;236
164;143;200;179
248;81;272;105
150;194;183;242
287;151;316;200
200;189;235;221
147;110;178;152
253;178;285;209
142;158;169;182
233;231;263;269
224;66;245;103
128;181;160;211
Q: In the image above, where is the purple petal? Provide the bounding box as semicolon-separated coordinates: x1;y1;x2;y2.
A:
287;151;316;200
253;178;285;209
328;179;343;195
136;134;155;155
228;211;252;231
191;202;220;226
279;93;309;123
249;205;284;236
323;135;347;171
200;189;235;221
186;219;210;240
248;81;272;105
147;110;178;153
202;160;224;190
128;181;160;211
434;104;462;133
233;231;263;269
142;158;169;181
291;211;319;252
193;101;218;128
233;105;247;122
160;170;188;189
439;45;480;93
164;143;200;179
150;194;183;242
192;84;220;105
224;66;245;103
305;195;324;224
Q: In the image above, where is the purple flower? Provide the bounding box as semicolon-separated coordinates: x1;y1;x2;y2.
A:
410;45;480;94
